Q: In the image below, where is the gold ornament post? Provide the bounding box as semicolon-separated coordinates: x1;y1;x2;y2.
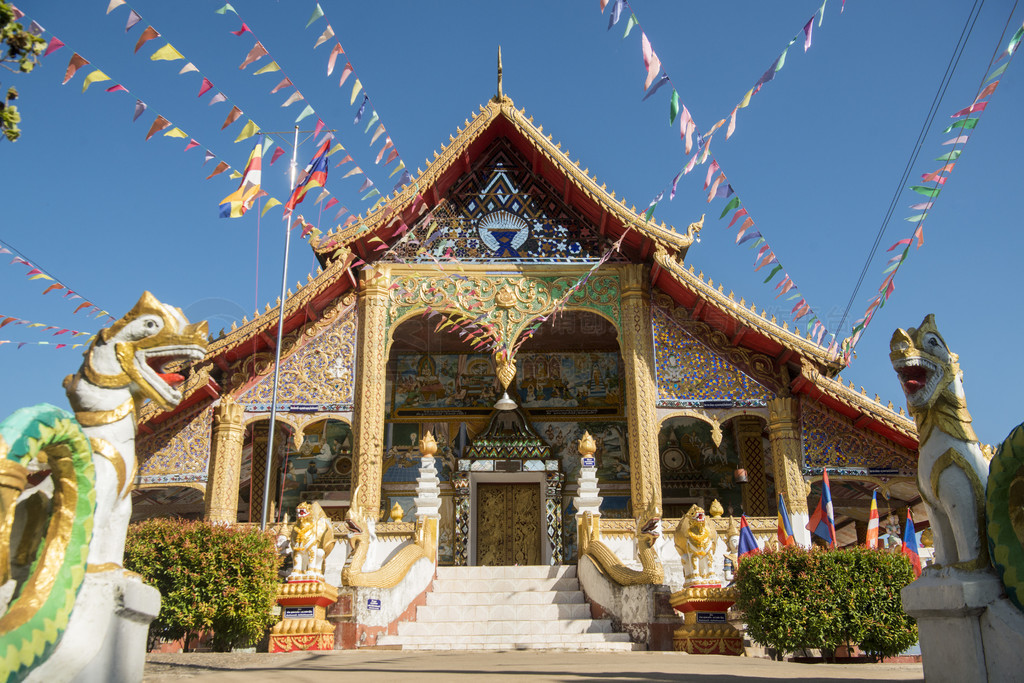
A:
204;398;245;523
349;267;391;516
619;264;662;514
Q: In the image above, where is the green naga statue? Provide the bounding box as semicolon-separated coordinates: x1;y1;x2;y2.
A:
0;292;207;682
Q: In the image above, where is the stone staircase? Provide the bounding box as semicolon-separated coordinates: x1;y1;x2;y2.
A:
376;565;641;651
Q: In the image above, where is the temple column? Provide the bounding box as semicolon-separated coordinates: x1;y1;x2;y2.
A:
732;416;770;516
350;267;390;516
767;397;810;546
619;264;662;516
204;398;245;523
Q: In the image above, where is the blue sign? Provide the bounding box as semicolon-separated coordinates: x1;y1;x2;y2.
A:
696;612;727;624
581;457;595;468
284;606;315;619
367;598;381;611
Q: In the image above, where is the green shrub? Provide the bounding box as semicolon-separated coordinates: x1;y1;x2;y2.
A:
733;546;918;660
125;519;280;652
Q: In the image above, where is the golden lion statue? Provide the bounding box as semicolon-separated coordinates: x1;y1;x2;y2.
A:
290;501;336;579
674;504;719;583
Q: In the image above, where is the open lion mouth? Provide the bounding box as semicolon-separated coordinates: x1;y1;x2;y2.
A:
136;345;207;405
893;357;939;403
146;354;187;386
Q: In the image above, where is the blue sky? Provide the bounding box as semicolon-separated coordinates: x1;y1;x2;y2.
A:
2;1;1022;445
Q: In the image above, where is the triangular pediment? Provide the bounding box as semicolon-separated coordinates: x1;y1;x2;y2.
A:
383;138;626;264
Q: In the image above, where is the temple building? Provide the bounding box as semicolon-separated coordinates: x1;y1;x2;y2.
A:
133;87;922;574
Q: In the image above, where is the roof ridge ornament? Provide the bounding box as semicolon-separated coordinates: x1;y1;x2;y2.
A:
497;45;503;100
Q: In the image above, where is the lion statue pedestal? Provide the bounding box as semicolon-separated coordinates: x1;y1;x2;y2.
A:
891;315;1024;682
669;505;741;655
268;501;338;652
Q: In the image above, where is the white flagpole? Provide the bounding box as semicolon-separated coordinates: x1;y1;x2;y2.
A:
261;125;299;530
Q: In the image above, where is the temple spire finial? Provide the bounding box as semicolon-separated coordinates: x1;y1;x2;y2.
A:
497;46;503;99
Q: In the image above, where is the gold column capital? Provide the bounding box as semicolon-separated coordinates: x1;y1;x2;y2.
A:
767;397;798;426
620;263;649;299
359;267;391;298
213;396;244;427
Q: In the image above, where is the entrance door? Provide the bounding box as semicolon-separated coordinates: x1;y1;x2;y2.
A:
476;483;541;565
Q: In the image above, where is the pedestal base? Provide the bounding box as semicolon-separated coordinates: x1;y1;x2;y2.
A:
670;584;743;656
901;569;1024;683
269;579;338;653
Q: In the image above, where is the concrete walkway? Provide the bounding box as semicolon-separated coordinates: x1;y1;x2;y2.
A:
145;651;924;682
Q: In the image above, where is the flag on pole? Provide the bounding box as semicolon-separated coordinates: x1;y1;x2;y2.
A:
738;515;760;558
284;139;330;216
219;138;263;218
902;508;922;578
806;470;837;547
777;495;796;547
865;491;879;549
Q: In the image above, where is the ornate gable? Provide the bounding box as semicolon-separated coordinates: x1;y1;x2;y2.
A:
384;138;625;264
652;305;773;408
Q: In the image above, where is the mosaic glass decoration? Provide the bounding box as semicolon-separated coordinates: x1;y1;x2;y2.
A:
546;496;563;566
801;398;917;475
652;307;772;407
384;139;626;264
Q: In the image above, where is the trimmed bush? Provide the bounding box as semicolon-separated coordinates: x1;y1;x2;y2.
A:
125;519;280;652
733;546;917;660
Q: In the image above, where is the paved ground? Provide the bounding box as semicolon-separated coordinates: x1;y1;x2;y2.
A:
145;651;924;682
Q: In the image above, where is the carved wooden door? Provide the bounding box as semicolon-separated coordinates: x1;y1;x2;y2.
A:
476;483;541;565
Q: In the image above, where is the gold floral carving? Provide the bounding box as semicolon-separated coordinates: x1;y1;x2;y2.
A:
350;271;390;514
136;403;214;483
767;397;808;516
204;398;245;523
230;295;357;402
386;268;622;354
620;264;662;513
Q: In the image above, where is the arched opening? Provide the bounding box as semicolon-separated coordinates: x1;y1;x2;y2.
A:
278;417;353;521
239;418;293;524
658;414;774;519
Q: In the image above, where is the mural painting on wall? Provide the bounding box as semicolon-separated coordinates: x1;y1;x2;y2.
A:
280;419;352;518
535;420;629;484
389;352;624;419
390;354;500;417
659;419;743;514
515;352;623;417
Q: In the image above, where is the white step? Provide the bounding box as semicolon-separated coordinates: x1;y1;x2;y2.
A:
398;618;613;637
432;577;580;593
435;565;576;580
377;564;642;652
425;590;586;606
416;602;592;622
